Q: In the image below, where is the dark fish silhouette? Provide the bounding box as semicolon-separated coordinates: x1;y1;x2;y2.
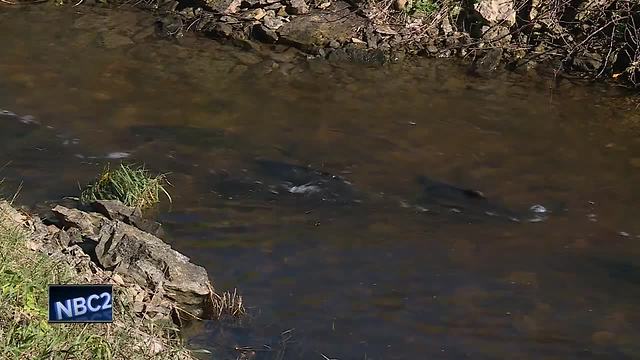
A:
416;176;547;223
211;159;360;205
254;159;359;204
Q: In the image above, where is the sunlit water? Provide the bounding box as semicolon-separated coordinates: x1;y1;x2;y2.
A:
2;5;640;359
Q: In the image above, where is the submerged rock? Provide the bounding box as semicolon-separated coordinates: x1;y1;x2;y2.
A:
470;47;503;75
278;4;365;52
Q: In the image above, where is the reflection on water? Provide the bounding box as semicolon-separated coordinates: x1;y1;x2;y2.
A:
2;5;640;359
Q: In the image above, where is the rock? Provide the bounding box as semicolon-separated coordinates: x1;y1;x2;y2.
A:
252;24;279;43
572;52;603;72
278;6;364;52
470;47;503;75
264;2;282;9
242;8;267;20
52;205;105;238
241;0;260;7
263;15;285;30
51;206;215;319
154;15;184;38
92;200;141;222
91;200;164;238
100;33;134;49
219;15;240;24
474;0;516;27
287;0;309;14
482;25;511;44
206;0;243;13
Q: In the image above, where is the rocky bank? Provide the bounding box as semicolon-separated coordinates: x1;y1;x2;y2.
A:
113;0;640;83
1;198;237;347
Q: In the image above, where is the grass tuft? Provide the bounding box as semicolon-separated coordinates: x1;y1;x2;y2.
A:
80;164;171;209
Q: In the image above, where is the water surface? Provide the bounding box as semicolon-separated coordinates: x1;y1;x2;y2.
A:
2;5;640;359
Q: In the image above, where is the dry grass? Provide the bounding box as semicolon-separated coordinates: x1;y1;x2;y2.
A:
210;289;246;318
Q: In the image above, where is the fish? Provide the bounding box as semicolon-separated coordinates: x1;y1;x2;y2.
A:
254;159;360;204
416;176;548;223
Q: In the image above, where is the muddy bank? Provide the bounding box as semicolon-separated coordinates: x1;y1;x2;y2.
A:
34;0;636;85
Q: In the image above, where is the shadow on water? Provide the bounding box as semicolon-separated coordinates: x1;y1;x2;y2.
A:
2;5;640;360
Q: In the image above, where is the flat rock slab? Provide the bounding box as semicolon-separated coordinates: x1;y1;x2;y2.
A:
278;4;365;52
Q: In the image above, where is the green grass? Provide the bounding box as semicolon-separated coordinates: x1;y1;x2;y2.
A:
80;164;171;209
408;0;440;15
0;202;193;360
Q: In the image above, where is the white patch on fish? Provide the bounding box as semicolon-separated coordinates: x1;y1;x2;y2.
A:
288;184;321;194
106;152;131;159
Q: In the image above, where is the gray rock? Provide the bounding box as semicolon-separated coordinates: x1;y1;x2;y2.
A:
219;15;240;23
264;2;283;9
155;15;184;38
287;0;309;14
263;15;285;30
52;205;105;238
92;200;141;222
241;0;261;7
482;25;511;44
51;206;215;319
242;8;267;20
470;47;504;75
253;24;279;43
214;22;235;37
474;0;516;26
91;200;164;238
278;5;364;52
206;0;243;13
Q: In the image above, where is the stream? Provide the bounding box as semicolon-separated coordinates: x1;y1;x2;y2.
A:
2;4;640;359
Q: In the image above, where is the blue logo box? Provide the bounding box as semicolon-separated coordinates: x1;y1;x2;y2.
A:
48;284;113;323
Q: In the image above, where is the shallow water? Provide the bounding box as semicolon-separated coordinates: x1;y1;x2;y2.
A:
2;5;640;359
